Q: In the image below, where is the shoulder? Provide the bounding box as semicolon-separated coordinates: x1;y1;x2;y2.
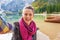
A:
13;22;20;32
14;22;19;27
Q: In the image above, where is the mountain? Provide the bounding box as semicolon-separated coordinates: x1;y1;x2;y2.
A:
1;0;34;12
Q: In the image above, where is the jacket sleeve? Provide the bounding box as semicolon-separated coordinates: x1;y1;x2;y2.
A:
12;22;22;40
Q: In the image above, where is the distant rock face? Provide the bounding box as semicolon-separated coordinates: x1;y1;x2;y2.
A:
1;0;34;12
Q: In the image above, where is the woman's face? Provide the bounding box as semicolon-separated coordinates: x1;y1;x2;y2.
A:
22;9;34;24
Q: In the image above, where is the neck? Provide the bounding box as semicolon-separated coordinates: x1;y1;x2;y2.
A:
22;18;31;26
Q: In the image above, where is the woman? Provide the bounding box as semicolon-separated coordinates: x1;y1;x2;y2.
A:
12;5;37;40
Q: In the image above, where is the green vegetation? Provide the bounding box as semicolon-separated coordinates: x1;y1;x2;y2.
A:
32;0;48;13
32;0;60;14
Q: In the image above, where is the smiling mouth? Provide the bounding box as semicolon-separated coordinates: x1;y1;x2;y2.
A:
25;18;31;21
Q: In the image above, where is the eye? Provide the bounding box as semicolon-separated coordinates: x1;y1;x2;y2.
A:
24;13;28;16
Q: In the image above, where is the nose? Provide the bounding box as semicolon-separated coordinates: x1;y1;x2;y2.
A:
26;15;30;18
